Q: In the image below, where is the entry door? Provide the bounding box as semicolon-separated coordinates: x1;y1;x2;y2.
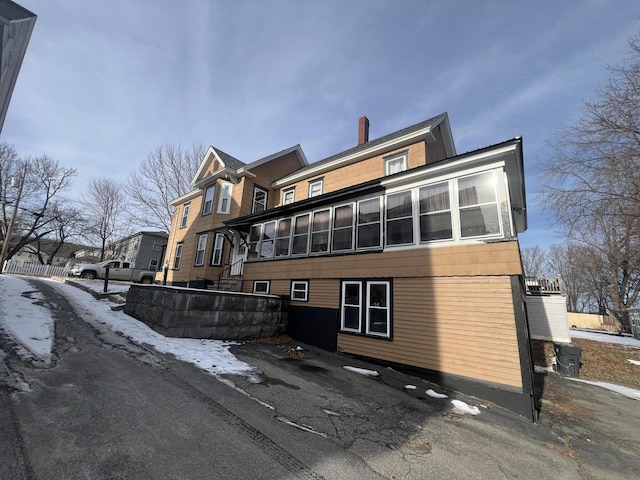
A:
230;236;245;276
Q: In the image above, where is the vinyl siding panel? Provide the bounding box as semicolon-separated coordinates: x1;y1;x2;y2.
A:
280;141;427;202
339;276;523;389
242;241;524;389
241;242;522;281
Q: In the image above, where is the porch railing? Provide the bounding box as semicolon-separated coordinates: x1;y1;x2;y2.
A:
525;276;563;295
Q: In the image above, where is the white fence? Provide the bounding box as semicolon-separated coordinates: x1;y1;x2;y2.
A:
2;260;69;278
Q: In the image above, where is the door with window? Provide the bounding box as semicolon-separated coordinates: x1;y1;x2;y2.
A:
230;234;246;276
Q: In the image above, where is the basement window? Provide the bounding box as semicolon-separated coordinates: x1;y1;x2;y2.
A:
290;280;309;302
253;280;270;294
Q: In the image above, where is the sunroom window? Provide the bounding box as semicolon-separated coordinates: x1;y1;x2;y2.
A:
275;218;292;257
260;221;276;259
310;209;330;253
458;171;501;238
386;191;413;245
291;214;310;255
419;182;453;241
357;198;381;249
332;204;354;251
247;224;261;260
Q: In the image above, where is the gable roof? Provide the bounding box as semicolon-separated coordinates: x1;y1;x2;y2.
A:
272;112;455;188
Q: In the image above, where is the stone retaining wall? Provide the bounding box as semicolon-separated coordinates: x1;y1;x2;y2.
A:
124;285;288;339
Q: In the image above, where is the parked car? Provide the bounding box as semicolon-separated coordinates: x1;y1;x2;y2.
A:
68;260;156;284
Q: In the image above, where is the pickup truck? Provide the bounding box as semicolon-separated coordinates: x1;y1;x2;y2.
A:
68;260;156;284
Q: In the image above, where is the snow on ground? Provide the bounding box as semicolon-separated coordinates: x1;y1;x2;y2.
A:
571;328;640;348
0;275;53;363
343;365;380;377
451;399;480;415
0;275;254;377
426;388;448;399
569;378;640;401
629;359;640;366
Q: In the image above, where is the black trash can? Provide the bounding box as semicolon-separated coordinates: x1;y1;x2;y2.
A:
554;343;582;377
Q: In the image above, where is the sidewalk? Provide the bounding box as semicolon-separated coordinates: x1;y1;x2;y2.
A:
225;338;640;480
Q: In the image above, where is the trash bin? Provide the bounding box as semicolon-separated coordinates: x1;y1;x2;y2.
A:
554;343;582;377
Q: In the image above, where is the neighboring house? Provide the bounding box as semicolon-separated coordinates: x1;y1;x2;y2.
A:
165;113;536;419
11;240;89;267
113;230;168;271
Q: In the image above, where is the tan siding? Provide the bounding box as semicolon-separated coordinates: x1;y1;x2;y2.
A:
338;276;523;389
241;242;523;389
241;242;522;283
280;141;427;202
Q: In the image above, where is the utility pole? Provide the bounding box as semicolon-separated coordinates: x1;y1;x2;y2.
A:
0;164;27;273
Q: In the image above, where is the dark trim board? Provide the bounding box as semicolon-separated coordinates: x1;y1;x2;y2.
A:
344;354;536;421
287;306;338;352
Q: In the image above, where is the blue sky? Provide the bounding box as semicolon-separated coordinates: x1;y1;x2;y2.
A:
3;0;639;249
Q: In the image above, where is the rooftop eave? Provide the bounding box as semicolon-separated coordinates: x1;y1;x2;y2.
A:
192;167;240;189
237;144;308;177
271;126;437;188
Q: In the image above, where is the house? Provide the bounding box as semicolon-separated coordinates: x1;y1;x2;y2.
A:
113;230;168;271
162;144;308;287
164;113;536;419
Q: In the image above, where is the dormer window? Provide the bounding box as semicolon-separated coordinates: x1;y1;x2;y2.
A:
385;153;408;176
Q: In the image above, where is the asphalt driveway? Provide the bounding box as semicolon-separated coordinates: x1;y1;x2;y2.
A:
226;339;640;480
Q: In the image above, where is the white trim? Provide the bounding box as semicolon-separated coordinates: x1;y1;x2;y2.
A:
173;242;184;269
291;280;309;302
217;181;233;214
252;186;268;214
180;203;190;228
282;187;295;205
341;281;362;333
308;178;324;198
384;152;408;176
253;280;270;294
211;233;225;266
365;281;391;338
195;234;208;266
202;185;215;215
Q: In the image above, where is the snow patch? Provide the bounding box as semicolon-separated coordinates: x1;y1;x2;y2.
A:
426;388;448;399
343;365;379;377
568;378;640;401
628;359;640;366
451;399;480;415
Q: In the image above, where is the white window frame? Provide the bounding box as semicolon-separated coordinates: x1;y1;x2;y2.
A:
252;186;268;214
456;170;502;239
291;213;310;256
356;197;382;250
173;243;183;269
290;280;309;302
418;181;453;242
275;218;292;258
180;203;190;228
384;152;407;176
365;281;391;338
310;209;331;254
385;190;414;246
282;188;295;205
253;280;270;294
203;185;215;215
211;233;225;266
340;281;362;333
218;181;233;214
332;203;355;252
308;178;324;198
195;234;208;266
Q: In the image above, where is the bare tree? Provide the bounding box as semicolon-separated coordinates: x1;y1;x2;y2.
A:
542;32;640;324
124;143;205;232
521;245;547;277
1;148;77;262
83;178;127;261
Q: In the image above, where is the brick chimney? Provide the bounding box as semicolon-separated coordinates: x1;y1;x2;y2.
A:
358;116;370;145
